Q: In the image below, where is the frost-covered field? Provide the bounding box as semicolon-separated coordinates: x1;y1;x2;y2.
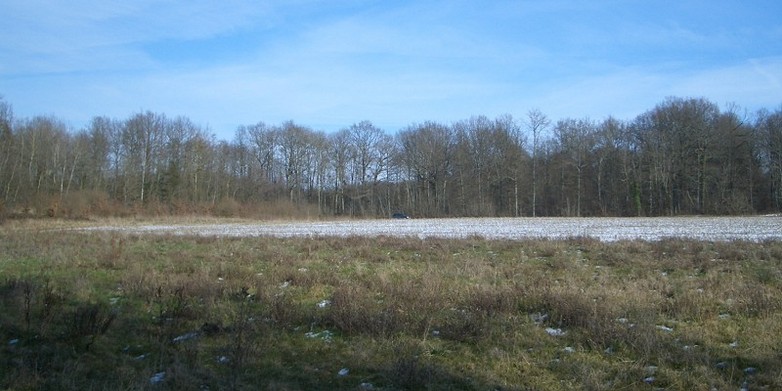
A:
82;216;782;242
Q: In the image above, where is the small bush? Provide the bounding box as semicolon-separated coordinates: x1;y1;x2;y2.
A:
437;308;487;343
68;303;116;350
734;283;782;317
213;197;242;217
325;285;398;336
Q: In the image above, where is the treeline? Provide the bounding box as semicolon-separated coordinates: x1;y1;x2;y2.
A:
1;96;781;219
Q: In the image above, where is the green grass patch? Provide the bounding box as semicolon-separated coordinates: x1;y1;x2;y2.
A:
1;226;781;390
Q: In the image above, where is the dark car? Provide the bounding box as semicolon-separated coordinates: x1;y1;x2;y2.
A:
392;213;410;219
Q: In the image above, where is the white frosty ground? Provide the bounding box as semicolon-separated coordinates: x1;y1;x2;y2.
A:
80;216;782;242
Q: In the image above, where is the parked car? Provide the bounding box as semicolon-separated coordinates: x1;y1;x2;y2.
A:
392;213;410;219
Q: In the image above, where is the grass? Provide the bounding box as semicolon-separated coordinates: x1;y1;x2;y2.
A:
1;221;782;390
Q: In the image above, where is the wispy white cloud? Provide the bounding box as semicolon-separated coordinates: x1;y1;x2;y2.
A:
670;57;782;109
0;0;278;74
532;56;782;122
2;0;782;138
530;69;668;122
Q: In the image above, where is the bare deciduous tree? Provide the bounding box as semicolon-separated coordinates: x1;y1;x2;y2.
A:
525;109;549;217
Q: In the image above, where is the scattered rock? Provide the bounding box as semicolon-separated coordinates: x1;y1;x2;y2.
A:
643;376;655;384
656;325;673;333
305;330;334;342
715;361;728;369
239;288;255;301
172;332;199;343
359;382;375;390
150;371;166;385
8;339;19;346
317;299;331;308
338;368;349;376
217;356;230;364
545;327;566;337
729;341;739;348
744;367;757;375
563;346;575;353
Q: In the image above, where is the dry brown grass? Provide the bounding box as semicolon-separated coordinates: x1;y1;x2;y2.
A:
1;225;781;390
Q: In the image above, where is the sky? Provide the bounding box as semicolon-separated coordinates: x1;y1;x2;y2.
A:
1;0;781;140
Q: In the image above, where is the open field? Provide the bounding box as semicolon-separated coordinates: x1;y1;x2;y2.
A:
77;216;782;242
2;219;782;390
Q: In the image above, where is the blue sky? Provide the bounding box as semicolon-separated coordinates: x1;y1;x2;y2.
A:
1;1;781;140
